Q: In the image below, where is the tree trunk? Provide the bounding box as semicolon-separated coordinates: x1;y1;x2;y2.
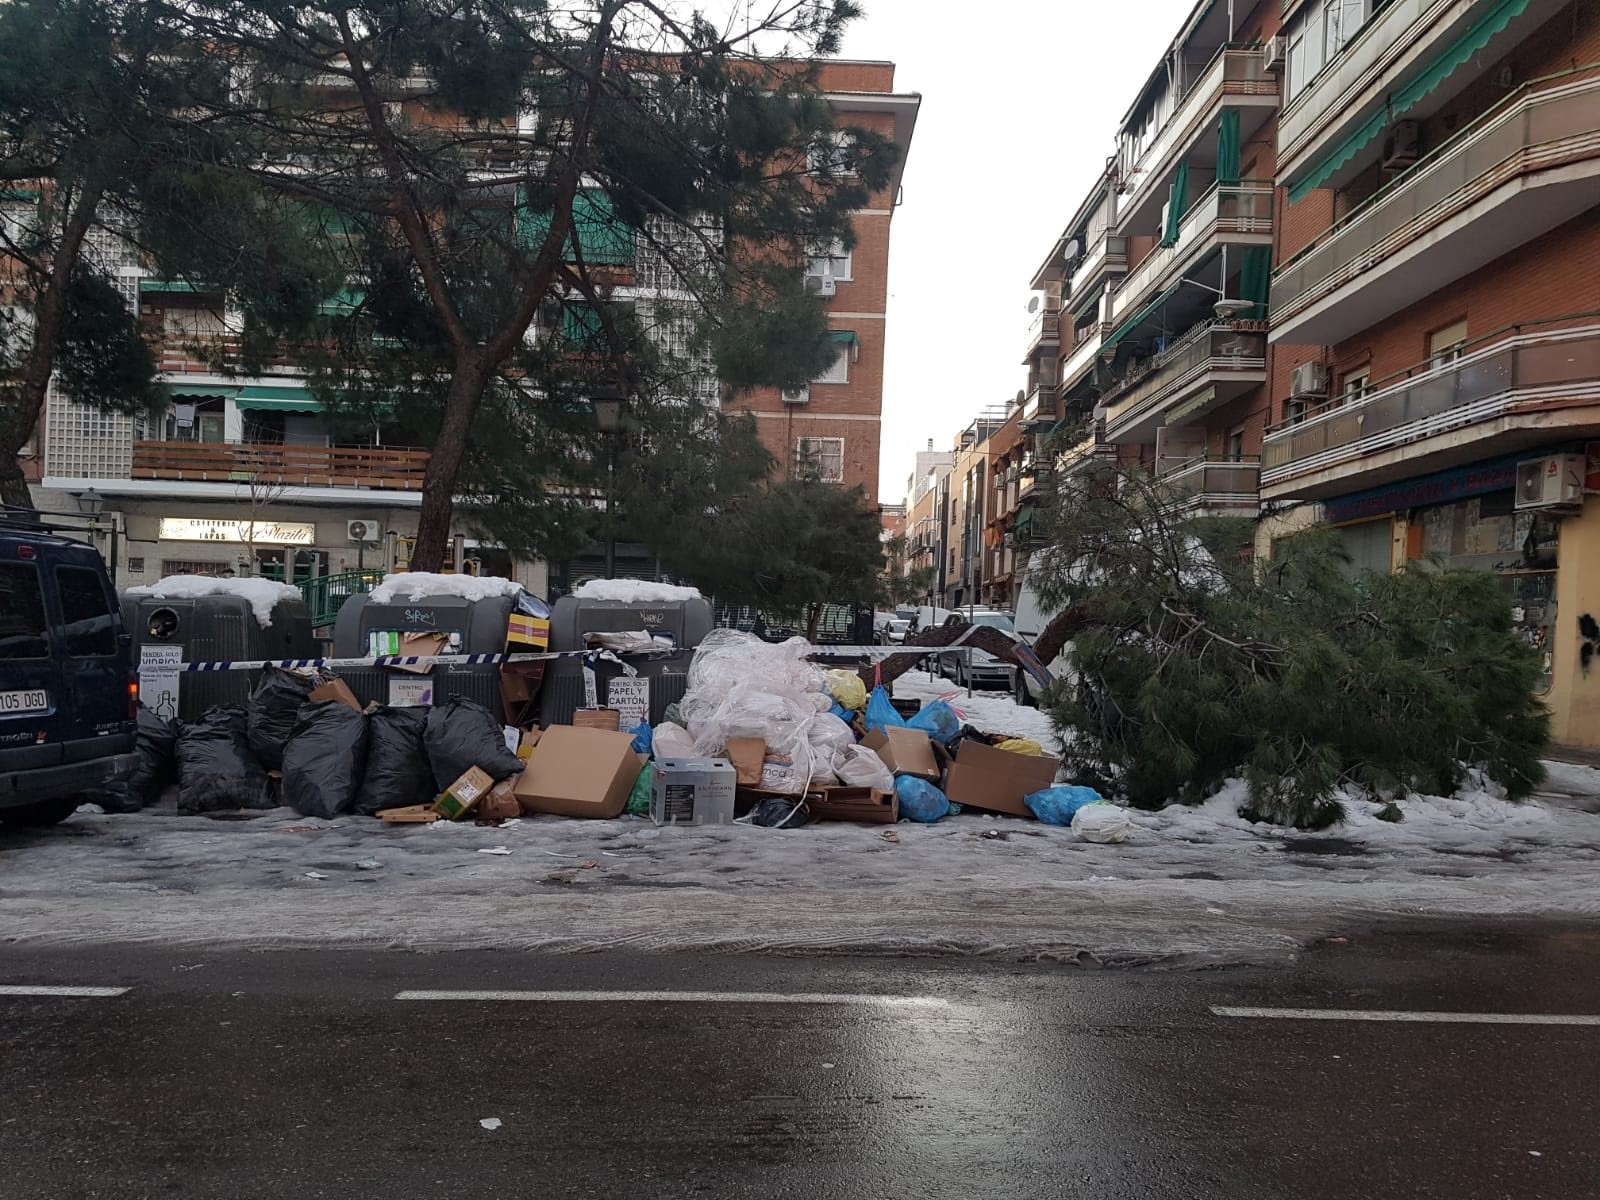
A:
0;182;104;511
856;621;1029;689
409;358;490;572
805;603;821;644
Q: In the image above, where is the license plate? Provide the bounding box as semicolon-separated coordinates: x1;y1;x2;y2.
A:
0;689;49;716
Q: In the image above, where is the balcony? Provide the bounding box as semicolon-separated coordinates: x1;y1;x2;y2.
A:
1022;374;1059;424
1157;454;1262;516
1108;184;1273;327
1023;285;1063;360
131;441;431;491
157;333;332;377
1068;234;1129;300
1272;69;1600;346
1260;323;1600;499
1116;47;1279;232
1103;323;1269;444
1061;321;1113;394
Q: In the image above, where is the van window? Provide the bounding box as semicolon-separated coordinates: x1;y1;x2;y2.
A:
55;565;116;657
0;561;49;659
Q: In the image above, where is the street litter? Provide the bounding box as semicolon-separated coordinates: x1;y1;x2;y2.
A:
477;846;513;856
303;871;327;880
479;1118;503;1131
354;858;383;871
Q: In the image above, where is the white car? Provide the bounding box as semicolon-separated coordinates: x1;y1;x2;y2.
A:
1012;571;1074;707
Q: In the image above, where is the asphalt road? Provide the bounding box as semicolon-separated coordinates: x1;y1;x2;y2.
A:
3;922;1599;1199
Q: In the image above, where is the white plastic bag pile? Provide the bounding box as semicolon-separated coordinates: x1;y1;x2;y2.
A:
673;630;889;795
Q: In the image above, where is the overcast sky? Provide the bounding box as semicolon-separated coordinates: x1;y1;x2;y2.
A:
831;0;1200;502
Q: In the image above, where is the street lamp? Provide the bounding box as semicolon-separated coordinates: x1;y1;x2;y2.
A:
74;488;103;518
72;488;118;582
587;384;627;580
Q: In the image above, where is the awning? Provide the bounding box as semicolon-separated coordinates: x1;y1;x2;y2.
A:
1216;109;1241;188
236;386;322;413
163;382;238;399
829;329;860;360
1101;281;1185;354
1167;385;1218;425
1160;159;1190;247
317;288;366;317
140;279;201;294
518;186;636;266
1287;0;1530;202
0;188;39;202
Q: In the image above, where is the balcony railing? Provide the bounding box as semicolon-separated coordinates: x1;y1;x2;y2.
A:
1261;323;1600;485
131;441;431;490
1116;47;1278;217
1068;233;1129;299
1061;321;1113;392
1025;286;1064;352
1022;375;1058;424
1275;69;1600;328
1157;454;1262;512
157;333;330;376
1104;323;1268;437
1109;183;1274;325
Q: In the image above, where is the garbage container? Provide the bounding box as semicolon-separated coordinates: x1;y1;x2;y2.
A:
332;591;520;710
539;595;714;728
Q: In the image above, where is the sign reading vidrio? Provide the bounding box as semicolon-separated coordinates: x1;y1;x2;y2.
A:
158;518;316;546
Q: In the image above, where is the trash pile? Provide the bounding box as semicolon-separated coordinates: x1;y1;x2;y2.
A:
111;594;1129;840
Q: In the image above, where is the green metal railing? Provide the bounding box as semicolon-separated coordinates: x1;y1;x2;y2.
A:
298;569;384;628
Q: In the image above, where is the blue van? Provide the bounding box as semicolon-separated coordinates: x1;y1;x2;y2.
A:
0;516;137;827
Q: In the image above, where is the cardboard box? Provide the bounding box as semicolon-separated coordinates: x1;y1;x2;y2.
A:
512;725;640;819
391;630;448;674
860;726;940;782
942;741;1060;818
379;804;440;824
724;737;766;787
809;786;897;824
432;765;494;820
309;675;363;712
515;728;541;762
476;778;521;823
651;758;736;825
572;707;621;731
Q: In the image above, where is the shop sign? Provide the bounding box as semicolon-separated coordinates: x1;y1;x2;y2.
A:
159;518;316;545
1325;456;1522;525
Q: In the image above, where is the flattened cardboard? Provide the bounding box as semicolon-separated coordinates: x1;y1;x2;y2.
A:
572;707;621;731
308;675;363;712
860;726;940;782
515;728;541;762
392;630;448;674
942;740;1060;818
379;804;441;824
432;766;493;820
724;737;766;787
512;725;639;819
809;785;897;824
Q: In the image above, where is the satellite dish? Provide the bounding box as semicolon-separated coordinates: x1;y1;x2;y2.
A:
1015;389;1026;404
1026;296;1041;314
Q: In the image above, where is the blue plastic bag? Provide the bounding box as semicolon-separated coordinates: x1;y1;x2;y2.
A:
906;700;960;741
864;686;906;733
829;700;855;725
896;775;951;823
1024;785;1105;827
629;721;653;756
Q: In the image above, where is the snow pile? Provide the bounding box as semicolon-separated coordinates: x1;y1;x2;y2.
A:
125;576;301;629
368;573;524;604
893;670;1060;752
572;579;703;603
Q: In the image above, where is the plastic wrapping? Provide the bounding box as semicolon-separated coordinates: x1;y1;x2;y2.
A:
356;706;434;815
995;738;1044;757
823;669;867;712
283;701;370;820
835;744;894;792
176;707;273;814
864;686;905;733
424;697;526;788
625;765;652;817
895;775;951;823
805;712;857;763
246;665;322;771
1072;802;1133;843
651;722;697;759
1024;785;1104;827
906;700;961;741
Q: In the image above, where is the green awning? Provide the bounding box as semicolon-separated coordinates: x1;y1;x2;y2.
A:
1102;281;1185;354
1217;109;1241;188
237;386;322;413
1287;0;1530;202
317;288;365;317
0;188;39;202
829;329;860;359
140;279;201;294
518;186;636;267
163;383;238;399
1160;159;1190;248
1239;245;1272;320
562;301;607;350
1167;385;1218;425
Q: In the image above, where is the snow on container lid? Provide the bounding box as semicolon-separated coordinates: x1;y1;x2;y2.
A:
124;576;302;628
571;579;702;603
367;572;525;604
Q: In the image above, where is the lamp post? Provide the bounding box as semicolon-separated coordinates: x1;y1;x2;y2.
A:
73;488;118;583
588;385;627;580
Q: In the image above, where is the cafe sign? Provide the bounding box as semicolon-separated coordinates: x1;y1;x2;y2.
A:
159;518;316;546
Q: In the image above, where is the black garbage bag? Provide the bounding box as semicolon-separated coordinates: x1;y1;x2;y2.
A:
282;700;370;820
102;706;181;812
355;705;434;815
176;706;273;813
246;666;320;772
751;796;810;828
423;697;525;789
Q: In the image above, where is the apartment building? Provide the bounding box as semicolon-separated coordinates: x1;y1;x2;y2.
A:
15;58;917;590
756;61;919;506
903;441;955;601
1261;0;1600;747
1026;0;1283;523
934;413;1010;609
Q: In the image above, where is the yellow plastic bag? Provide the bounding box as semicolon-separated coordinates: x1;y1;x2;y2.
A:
824;669;867;713
995;737;1044;757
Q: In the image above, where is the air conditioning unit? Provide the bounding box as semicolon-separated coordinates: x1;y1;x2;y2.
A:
1381;120;1421;172
1515;454;1585;511
1289;361;1330;398
804;272;836;297
1263;35;1287;73
781;385;810;405
346;519;381;545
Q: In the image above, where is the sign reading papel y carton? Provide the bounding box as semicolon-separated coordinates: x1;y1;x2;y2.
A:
159;518;316;546
606;676;650;729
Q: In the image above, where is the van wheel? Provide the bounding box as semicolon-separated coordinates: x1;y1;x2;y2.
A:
1014;673;1035;708
0;797;82;829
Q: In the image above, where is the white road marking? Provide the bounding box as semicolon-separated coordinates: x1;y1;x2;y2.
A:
0;985;128;998
1212;1006;1600;1026
395;989;949;1007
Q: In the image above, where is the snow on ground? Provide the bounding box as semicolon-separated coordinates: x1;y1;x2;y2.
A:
125;576;301;628
572;579;703;602
367;572;525;604
4;672;1598;968
893;670;1060;751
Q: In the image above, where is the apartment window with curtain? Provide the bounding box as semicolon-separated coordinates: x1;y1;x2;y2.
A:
1429;319;1469;368
796;436;844;483
1341;368;1370;403
805;239;852;282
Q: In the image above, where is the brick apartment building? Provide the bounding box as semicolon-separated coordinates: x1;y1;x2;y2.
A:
11;58;917;592
1020;0;1600;745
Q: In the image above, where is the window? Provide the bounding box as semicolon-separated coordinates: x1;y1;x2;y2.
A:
0;562;49;659
807;130;857;177
55;566;116;657
1429;319;1468;367
160;559;231;577
1286;0;1375;103
813;343;850;385
796;436;845;483
1227;428;1246;461
1341;369;1370;402
805;238;853;282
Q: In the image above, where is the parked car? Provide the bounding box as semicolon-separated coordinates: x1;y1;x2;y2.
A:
878;618;910;645
1012;568;1073;707
0;513;138;827
935;609;1019;691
